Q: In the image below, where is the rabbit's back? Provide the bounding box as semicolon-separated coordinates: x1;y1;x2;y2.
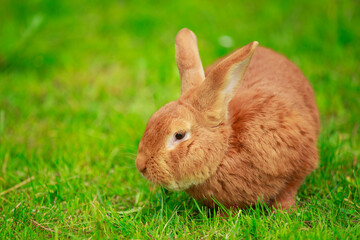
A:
206;46;319;133
238;47;319;133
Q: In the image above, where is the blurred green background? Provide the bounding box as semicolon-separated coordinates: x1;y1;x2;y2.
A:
0;0;359;238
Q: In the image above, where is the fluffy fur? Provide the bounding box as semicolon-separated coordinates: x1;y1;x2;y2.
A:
135;28;320;210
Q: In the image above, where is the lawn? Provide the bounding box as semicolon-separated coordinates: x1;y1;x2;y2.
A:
0;0;359;238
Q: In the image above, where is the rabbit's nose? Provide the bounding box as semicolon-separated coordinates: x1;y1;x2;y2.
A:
135;153;147;174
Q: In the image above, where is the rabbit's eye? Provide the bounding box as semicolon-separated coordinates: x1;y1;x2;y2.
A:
168;131;190;149
175;132;186;140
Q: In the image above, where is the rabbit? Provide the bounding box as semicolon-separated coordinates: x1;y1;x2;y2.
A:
135;28;320;210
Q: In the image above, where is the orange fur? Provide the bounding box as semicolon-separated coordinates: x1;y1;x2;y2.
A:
135;28;320;210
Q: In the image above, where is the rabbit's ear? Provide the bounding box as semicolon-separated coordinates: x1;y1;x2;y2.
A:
197;41;258;124
175;28;205;94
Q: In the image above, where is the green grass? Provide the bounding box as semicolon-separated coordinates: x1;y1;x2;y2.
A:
0;0;359;238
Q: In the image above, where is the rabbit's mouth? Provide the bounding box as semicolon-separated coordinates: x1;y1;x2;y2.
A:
144;168;197;191
144;173;186;192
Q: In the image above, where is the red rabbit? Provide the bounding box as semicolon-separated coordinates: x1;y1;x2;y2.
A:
136;28;320;210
